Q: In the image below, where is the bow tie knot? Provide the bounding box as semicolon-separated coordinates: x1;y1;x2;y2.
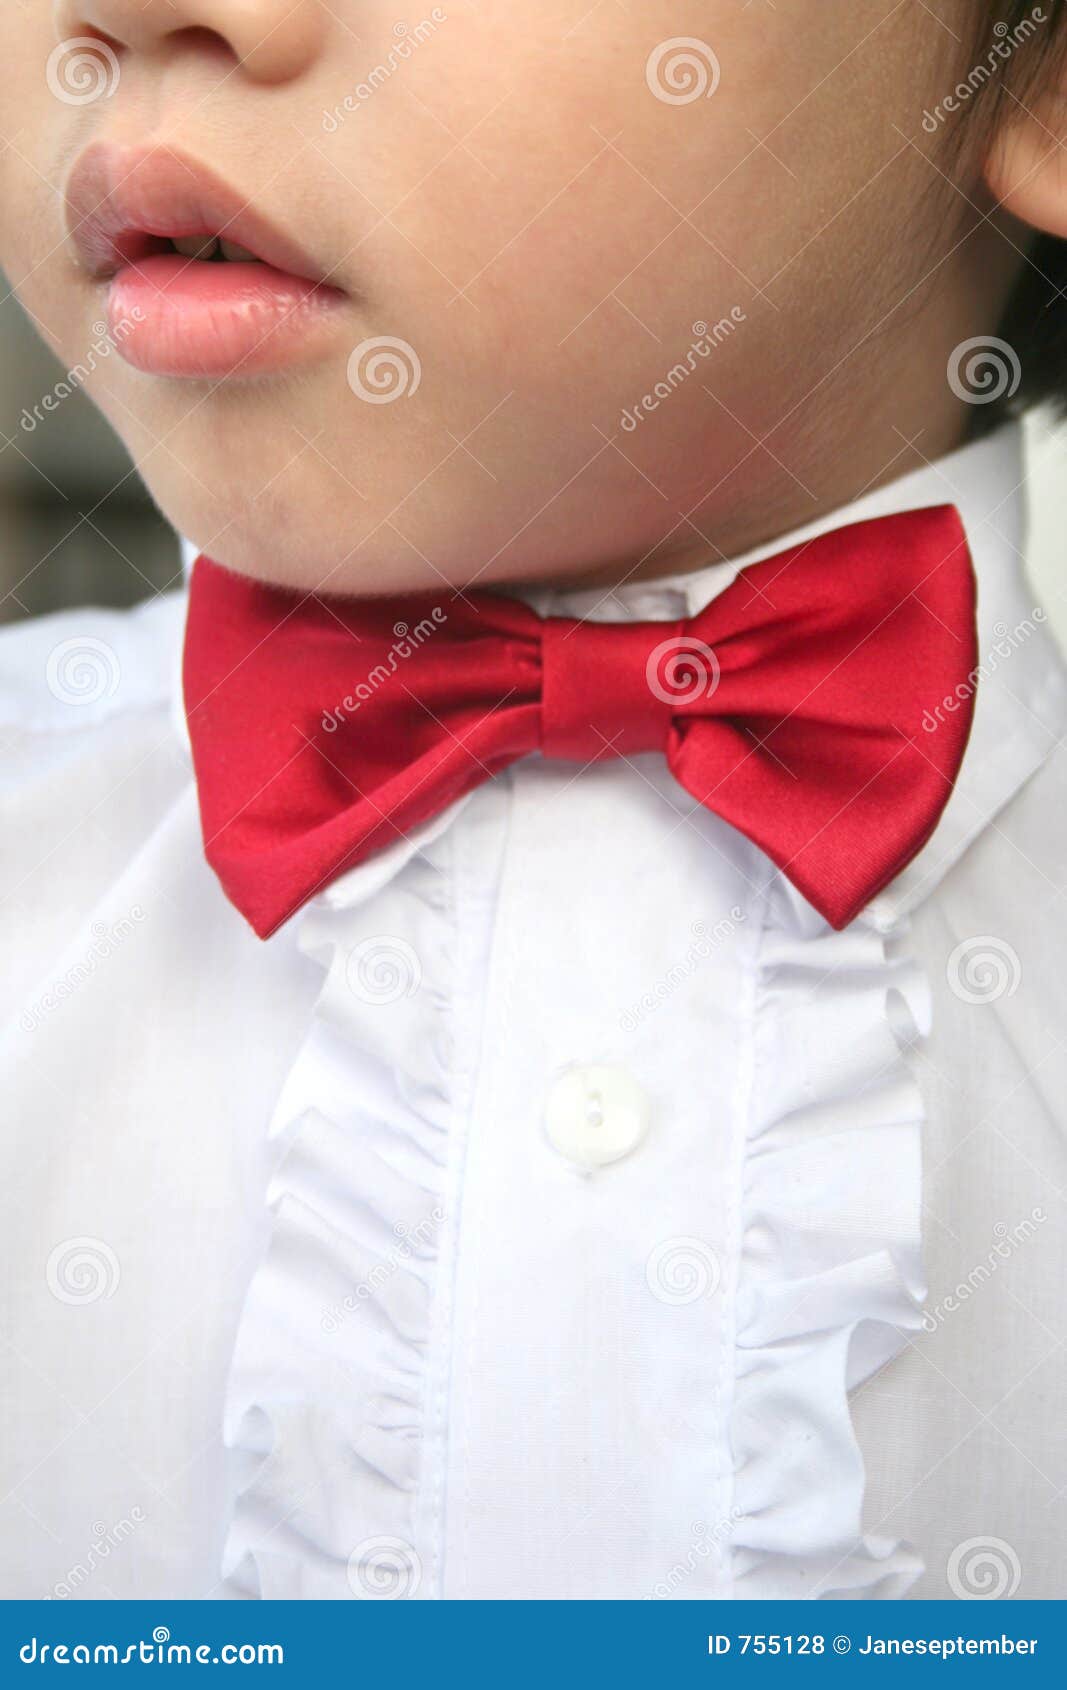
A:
540;616;709;762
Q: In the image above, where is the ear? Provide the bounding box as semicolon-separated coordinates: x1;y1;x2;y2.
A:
983;64;1067;237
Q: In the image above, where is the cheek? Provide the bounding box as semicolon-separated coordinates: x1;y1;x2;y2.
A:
0;16;52;149
336;10;818;431
0;40;94;361
0;136;52;295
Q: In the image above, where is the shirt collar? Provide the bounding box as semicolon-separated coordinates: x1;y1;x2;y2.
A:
863;427;1067;927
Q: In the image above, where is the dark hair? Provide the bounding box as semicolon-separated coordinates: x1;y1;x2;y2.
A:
973;1;1067;425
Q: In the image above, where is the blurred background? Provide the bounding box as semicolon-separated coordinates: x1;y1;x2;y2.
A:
1;292;178;625
2;289;1066;637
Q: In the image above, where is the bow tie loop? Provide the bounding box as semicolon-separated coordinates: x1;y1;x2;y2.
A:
540;616;730;763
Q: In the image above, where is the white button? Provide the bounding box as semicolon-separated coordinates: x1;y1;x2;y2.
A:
545;1064;650;1168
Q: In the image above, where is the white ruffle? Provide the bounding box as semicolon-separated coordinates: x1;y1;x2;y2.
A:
222;849;933;1600
731;885;929;1599
221;842;455;1600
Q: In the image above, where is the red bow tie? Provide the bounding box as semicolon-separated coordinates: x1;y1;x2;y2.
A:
183;505;977;939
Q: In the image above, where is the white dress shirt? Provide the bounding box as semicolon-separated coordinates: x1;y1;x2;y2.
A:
1;424;1065;1601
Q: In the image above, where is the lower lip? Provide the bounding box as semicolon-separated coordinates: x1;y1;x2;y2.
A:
106;254;345;378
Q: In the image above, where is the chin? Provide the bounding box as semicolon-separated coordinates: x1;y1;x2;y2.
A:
172;504;449;601
134;417;461;599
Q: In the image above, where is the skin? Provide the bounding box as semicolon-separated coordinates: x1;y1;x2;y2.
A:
0;1;1064;597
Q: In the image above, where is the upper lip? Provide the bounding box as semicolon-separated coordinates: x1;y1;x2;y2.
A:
64;142;334;284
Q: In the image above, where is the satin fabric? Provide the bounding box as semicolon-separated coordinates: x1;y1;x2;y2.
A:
184;506;977;938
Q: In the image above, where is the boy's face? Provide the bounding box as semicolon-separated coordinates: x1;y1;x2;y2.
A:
0;1;1023;594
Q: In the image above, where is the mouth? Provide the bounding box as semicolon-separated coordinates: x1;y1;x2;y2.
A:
64;143;348;378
